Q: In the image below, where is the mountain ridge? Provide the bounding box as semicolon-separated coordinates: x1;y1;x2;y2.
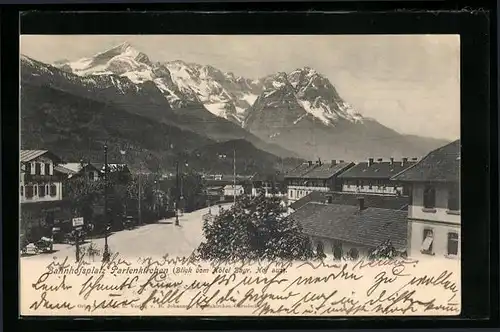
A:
23;42;451;161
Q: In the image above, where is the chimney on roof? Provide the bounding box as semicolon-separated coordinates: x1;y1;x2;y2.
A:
308;161;313;166
401;157;408;166
368;158;374;167
331;159;337;166
377;158;383;162
357;197;365;211
390;157;394;165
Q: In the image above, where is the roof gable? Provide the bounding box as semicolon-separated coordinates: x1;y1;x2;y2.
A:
391;140;460;183
20;150;63;163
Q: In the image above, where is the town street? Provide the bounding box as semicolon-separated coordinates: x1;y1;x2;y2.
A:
22;203;233;261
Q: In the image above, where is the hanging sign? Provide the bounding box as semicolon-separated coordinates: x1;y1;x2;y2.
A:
72;217;84;227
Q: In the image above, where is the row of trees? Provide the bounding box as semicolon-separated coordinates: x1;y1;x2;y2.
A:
64;168;206;234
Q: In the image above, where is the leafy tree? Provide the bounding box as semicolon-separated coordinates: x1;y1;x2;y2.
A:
64;176;105;222
197;195;314;261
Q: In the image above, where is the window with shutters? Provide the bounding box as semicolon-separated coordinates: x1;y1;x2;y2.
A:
35;163;41;175
50;184;57;196
421;228;434;255
44;163;51;175
423;185;436;209
39;185;46;197
447;232;459;256
25;185;33;198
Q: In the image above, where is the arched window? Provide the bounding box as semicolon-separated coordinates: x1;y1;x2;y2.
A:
349;248;359;260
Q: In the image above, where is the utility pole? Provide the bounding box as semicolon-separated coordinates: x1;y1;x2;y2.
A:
138;163;142;226
233;148;236;205
102;143;110;263
175;160;180;226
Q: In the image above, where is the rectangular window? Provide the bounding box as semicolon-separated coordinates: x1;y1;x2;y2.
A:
447;232;459;256
25;185;33;198
44;163;51;175
50;184;57;196
35;163;41;175
20;186;24;197
25;163;32;174
423;185;436;209
421;229;434;254
34;185;38;196
448;184;460;211
39;185;46;197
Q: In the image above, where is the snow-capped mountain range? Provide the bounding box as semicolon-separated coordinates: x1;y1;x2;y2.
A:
21;42;450;161
53;42;362;128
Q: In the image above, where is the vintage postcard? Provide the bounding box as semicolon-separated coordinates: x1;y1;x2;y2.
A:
19;34;460;316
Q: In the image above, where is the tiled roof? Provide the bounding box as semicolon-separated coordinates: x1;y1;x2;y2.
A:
285;163;316;178
20;150;62;163
391;140;460;183
285;162;354;179
290;191;409;211
338;160;417;179
290;202;408;250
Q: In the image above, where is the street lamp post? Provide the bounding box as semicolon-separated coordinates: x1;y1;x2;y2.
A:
175;161;180;226
102;143;110;263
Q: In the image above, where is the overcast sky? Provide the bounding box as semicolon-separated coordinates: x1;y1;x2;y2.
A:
20;35;460;140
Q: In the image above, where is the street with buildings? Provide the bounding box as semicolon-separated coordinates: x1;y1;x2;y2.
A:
20;139;460;262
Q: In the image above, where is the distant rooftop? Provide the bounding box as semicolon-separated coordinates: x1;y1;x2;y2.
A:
338;158;417;179
391;140;460;183
289;190;409;211
285;160;354;179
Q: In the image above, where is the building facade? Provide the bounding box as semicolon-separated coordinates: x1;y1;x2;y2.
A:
20;150;64;203
224;184;245;197
54;162;101;182
392;140;460;260
285;160;354;204
338;157;417;195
